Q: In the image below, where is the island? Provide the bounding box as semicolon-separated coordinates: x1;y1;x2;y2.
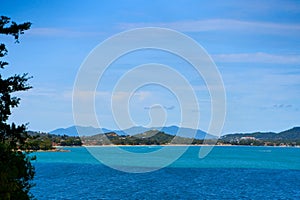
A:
25;127;300;151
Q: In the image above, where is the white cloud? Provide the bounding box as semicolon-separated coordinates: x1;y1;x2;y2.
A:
119;19;300;34
17;87;72;101
111;91;151;102
212;52;300;64
133;91;151;101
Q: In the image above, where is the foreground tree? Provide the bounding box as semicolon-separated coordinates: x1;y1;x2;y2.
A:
0;16;34;199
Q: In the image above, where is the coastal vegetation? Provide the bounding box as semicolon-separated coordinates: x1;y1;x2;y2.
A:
220;127;300;146
0;16;34;200
80;127;300;146
27;126;300;147
26;132;82;150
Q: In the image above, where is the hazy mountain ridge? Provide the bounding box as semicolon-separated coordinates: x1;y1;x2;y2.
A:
50;125;213;139
50;126;110;137
50;125;300;141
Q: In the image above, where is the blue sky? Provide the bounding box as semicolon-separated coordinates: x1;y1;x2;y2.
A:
1;0;300;134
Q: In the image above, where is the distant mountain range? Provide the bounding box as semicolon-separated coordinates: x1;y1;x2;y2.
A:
50;125;300;142
50;125;215;139
50;126;110;137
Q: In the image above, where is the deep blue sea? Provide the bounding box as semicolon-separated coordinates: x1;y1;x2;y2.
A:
31;146;300;199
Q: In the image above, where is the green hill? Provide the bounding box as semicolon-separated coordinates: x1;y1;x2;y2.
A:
221;127;300;146
81;130;204;145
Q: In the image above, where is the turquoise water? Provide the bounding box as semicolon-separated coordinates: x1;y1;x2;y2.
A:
31;146;300;199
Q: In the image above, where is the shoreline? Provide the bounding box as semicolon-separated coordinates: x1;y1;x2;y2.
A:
55;144;300;148
33;144;300;152
34;148;70;152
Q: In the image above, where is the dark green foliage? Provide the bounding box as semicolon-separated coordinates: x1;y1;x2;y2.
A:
59;136;82;146
26;131;82;149
277;127;300;140
82;130;204;145
0;143;35;200
0;16;34;199
0;16;31;69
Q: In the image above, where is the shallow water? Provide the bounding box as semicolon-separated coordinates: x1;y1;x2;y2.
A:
31;146;300;199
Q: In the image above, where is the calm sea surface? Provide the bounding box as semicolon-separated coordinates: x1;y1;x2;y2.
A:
31;146;300;199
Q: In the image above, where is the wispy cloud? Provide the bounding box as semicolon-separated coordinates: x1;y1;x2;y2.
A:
111;91;151;101
212;52;300;64
119;19;300;35
273;104;292;109
27;28;104;37
144;105;175;110
260;104;298;112
19;87;72;101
